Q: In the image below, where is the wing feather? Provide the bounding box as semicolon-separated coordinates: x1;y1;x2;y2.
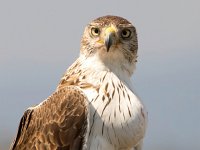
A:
10;86;88;150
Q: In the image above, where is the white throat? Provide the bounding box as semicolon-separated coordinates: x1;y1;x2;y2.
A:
79;51;135;89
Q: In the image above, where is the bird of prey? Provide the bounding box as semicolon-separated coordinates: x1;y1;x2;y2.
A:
10;15;148;150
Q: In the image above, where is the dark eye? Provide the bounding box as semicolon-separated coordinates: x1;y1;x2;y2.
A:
121;29;132;39
91;27;100;36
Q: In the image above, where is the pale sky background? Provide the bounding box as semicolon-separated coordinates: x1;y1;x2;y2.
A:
0;0;200;149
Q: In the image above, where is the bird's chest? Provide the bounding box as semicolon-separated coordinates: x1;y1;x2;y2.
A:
82;79;147;149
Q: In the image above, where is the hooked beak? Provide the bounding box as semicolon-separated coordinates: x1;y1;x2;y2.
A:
104;26;116;52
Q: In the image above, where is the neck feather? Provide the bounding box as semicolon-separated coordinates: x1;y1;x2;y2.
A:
78;53;136;85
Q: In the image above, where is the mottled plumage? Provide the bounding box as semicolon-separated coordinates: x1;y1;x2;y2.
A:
11;15;148;150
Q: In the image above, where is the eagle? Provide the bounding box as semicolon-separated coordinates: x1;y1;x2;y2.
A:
10;15;148;150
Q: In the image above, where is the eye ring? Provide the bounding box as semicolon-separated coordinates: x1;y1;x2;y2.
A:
91;27;100;36
121;29;132;39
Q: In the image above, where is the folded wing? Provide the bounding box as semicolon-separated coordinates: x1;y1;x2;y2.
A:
10;86;88;150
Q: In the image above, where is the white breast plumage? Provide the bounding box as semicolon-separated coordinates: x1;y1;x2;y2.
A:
81;71;148;150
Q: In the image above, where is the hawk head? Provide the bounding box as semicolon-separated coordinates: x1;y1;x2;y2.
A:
80;15;138;76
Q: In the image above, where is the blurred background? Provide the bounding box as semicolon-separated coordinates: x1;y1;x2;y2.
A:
0;0;200;149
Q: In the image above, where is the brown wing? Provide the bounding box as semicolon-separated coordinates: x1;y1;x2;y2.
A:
10;86;88;150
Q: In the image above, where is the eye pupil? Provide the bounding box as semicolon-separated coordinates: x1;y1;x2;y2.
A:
94;28;99;34
122;30;127;35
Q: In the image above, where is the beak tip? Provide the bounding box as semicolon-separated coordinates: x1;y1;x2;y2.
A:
105;37;112;52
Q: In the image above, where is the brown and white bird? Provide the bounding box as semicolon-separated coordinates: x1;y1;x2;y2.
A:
10;15;148;150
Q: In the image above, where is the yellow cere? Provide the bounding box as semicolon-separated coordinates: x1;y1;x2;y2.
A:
105;26;116;34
